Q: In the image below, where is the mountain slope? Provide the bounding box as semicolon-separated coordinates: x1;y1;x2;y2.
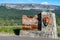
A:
0;5;60;26
0;4;60;10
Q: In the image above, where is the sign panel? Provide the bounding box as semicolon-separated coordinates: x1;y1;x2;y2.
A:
22;15;38;30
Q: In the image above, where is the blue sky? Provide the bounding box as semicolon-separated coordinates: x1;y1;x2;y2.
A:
0;0;60;6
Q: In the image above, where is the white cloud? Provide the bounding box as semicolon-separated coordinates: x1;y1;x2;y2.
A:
41;2;49;5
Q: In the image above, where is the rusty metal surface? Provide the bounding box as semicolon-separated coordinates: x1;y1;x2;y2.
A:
22;15;38;30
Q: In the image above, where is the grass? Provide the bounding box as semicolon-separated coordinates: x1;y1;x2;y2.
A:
0;25;22;34
57;25;60;37
0;25;60;37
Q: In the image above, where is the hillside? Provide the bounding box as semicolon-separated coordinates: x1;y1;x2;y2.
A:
0;6;60;26
0;4;60;10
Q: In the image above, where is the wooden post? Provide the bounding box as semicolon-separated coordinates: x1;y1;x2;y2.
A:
38;13;42;31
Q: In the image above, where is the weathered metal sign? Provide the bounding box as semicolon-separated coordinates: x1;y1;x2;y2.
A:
22;11;57;38
22;15;38;30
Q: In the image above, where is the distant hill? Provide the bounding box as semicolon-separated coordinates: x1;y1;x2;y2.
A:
0;4;60;10
0;4;60;26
